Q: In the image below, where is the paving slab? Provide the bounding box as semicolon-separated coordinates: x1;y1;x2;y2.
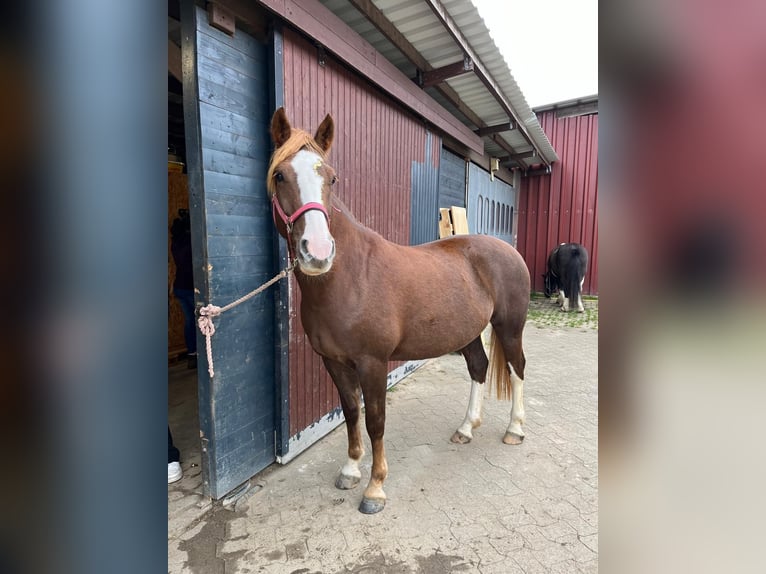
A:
169;312;597;573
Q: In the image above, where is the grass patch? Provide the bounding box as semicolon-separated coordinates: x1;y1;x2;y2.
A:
527;299;598;330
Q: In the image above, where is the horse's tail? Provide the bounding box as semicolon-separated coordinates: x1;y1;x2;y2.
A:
486;328;512;401
565;245;584;311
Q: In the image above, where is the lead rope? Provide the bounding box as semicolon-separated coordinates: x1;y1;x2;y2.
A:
197;260;296;378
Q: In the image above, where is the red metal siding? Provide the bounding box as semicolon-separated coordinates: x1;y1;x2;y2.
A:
282;28;432;436
518;111;599;295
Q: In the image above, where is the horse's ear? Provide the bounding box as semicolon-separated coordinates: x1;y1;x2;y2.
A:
314;113;335;153
271;107;292;148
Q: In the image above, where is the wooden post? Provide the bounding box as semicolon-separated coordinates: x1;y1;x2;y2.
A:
438;208;453;238
450;207;470;235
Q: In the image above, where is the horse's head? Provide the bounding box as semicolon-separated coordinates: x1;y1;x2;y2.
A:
268;107;338;276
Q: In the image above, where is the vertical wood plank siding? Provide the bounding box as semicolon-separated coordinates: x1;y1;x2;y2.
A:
518;111;598;295
184;5;276;498
439;148;467;209
281;28;433;436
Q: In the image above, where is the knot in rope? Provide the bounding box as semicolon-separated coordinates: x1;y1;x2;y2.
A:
197;306;221;378
197;305;221;336
196;264;294;378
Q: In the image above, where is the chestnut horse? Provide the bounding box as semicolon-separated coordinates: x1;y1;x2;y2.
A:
268;108;530;514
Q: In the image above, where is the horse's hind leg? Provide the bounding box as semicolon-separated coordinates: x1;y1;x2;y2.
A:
323;358;364;490
504;367;526;444
493;324;527;445
451;335;488;444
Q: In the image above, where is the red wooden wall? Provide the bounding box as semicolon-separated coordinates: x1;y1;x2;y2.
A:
518;110;599;295
281;28;434;436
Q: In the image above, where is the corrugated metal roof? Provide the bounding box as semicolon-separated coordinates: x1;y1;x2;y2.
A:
316;0;558;168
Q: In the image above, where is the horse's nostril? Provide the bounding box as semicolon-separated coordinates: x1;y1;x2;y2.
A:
300;237;334;262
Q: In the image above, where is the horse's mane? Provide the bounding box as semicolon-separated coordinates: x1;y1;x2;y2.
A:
267;129;327;197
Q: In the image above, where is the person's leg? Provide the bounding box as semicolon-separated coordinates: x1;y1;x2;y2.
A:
168;427;182;484
168;427;180;463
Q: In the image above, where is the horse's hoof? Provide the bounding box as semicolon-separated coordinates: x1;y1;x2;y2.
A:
358;497;386;514
450;431;471;444
503;431;525;445
335;474;360;490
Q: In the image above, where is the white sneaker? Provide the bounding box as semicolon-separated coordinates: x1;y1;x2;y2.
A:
168;461;183;484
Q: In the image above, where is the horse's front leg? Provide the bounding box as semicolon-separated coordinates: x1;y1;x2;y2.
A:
357;358;389;514
323;358;363;490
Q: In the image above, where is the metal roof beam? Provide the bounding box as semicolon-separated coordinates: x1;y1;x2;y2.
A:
423;0;550;166
498;150;537;168
474;122;515;136
418;56;473;87
524;166;552;177
346;0;431;70
514;151;536;162
490;134;515;155
346;0;491;142
491;135;532;168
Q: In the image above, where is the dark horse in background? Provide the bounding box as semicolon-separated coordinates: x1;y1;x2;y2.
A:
543;243;589;312
267;108;530;514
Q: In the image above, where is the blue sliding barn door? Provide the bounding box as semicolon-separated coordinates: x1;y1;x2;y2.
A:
467;162;516;245
182;3;276;499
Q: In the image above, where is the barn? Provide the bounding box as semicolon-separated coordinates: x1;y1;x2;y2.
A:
168;0;570;502
518;95;599;295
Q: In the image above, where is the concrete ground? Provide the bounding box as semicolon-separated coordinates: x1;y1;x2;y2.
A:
168;360;211;541
169;302;598;573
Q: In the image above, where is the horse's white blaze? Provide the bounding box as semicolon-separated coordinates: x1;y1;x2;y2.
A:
456;379;484;438
507;370;525;437
291;150;334;260
341;457;362;479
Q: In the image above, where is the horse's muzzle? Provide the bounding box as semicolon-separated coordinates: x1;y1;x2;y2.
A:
297;238;336;275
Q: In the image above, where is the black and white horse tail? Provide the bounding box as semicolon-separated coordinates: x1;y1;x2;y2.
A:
565;244;584;312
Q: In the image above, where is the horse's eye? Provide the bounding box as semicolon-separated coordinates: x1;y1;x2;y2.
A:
331;175;338;185
275;172;284;183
